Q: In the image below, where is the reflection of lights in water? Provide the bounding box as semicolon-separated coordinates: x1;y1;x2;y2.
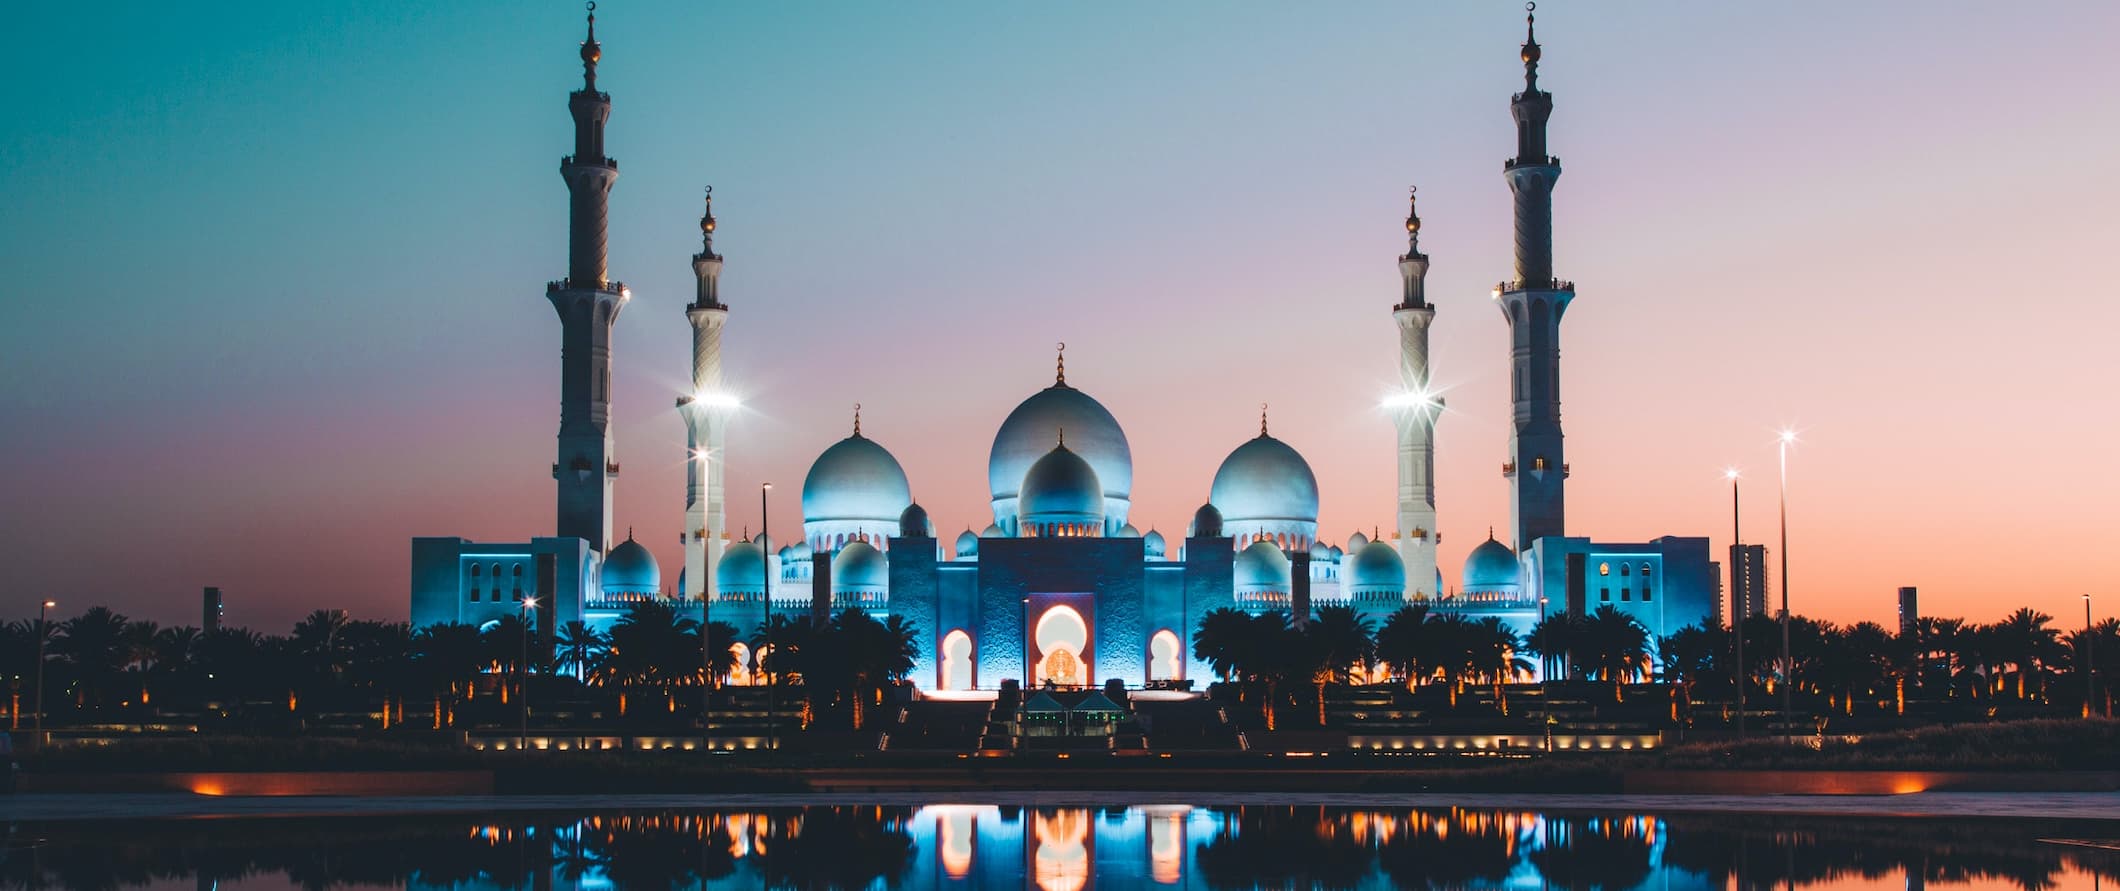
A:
1150;812;1183;884
1033;810;1091;891
940;809;974;877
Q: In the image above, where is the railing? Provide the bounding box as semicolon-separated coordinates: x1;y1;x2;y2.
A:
1503;154;1558;170
547;278;629;294
560;154;618;170
1494;278;1574;294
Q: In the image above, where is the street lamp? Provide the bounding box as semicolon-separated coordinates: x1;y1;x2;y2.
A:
1538;595;1551;718
692;447;716;753
1776;429;1796;739
1726;468;1744;736
34;599;54;745
762;481;775;753
520;596;536;751
2087;594;2097;719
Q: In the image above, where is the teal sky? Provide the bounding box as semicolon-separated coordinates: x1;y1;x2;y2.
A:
4;2;2117;630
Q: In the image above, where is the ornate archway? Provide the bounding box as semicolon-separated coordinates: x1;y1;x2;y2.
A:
1032;605;1089;688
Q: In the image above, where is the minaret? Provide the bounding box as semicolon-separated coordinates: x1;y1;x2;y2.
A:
678;188;730;603
1392;188;1441;599
547;4;629;553
1497;3;1572;552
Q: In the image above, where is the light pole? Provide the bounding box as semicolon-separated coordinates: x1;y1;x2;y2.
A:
1776;430;1796;740
33;599;53;745
762;481;775;753
519;596;536;751
696;449;714;753
2087;594;2097;719
1727;468;1744;736
1538;595;1550;718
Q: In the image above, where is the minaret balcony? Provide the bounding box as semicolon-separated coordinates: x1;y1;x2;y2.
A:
560;154;618;171
1503;155;1559;171
1494;278;1574;295
547;278;628;295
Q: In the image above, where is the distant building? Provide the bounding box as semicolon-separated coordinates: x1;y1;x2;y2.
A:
202;587;223;632
1897;587;1919;637
1729;544;1768;625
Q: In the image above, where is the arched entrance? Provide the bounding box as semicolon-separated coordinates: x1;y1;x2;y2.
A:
1032;605;1089;688
1148;629;1182;682
728;641;754;686
939;629;974;691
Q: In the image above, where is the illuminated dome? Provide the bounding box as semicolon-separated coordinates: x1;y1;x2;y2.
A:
601;532;660;596
832;541;888;596
1347;531;1369;551
899;503;931;539
1142;529;1166;558
790;540;812;562
1117;523;1141;538
717;540;767;595
1190;503;1224;538
1346;540;1406;599
1308;541;1332;562
1234;540;1291;595
801;431;911;549
980;522;1004;538
954;528;980;560
1019;442;1104;535
1210;432;1320;547
989;378;1132;532
1463;532;1523;593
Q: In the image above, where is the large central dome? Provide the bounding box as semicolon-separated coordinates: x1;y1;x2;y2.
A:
802;430;912;551
989;373;1132;532
1210;427;1319;549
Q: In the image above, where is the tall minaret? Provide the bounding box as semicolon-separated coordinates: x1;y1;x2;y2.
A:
547;4;629;553
1392;188;1441;599
678;189;731;603
1497;3;1573;552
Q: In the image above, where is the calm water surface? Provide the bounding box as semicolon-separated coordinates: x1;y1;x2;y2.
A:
3;805;2114;890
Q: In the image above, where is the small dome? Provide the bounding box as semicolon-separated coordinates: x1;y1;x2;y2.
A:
1308;541;1332;562
1234;540;1291;593
1191;503;1225;538
755;532;774;554
981;522;1004;538
1143;529;1167;557
802;433;912;526
601;533;660;595
1117;523;1141;538
1348;531;1369;551
899;503;931;539
1463;532;1523;593
832;540;888;594
1347;540;1406;597
1329;544;1343;560
954;528;980;560
791;540;813;561
1209;434;1320;528
717;540;767;593
1019;442;1104;531
777;545;793;560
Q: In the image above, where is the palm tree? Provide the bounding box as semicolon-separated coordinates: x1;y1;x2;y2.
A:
143;625;202;709
1524;612;1587;683
1306;606;1375;686
53;606;143;712
1576;606;1650;702
411;623;484;725
554;620;606;681
1658;623;1724;724
1426;614;1482;707
601;601;699;711
1470;617;1529;713
1373;605;1432;692
1986;608;2062;700
1191;608;1255;683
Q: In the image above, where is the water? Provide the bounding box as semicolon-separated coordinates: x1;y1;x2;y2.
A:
2;804;2114;890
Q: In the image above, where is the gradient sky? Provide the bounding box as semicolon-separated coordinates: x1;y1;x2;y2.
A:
4;2;2116;632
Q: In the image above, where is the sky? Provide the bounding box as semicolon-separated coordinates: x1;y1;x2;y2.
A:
3;2;2117;633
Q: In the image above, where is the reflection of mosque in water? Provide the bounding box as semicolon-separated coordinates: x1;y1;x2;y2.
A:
6;804;2116;889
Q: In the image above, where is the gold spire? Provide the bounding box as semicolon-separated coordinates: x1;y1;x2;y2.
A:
1520;2;1542;84
1259;403;1269;437
700;185;717;241
580;2;601;78
1055;342;1067;386
1405;185;1421;235
852;403;862;437
1057;426;1066;449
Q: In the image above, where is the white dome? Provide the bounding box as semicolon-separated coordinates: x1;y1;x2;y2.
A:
954;528;980;560
1020;442;1104;530
717;540;767;594
601;533;660;596
1210;433;1319;540
1143;529;1167;557
832;541;888;594
801;433;912;526
1234;540;1292;594
989;379;1131;529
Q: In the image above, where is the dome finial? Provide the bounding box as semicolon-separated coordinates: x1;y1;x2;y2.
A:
852;403;862;437
1057;426;1066;449
1055;341;1067;386
1259;403;1269;437
580;2;602;87
1488;526;1496;540
626;526;633;541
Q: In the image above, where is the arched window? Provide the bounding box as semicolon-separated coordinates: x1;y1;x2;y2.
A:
1641;563;1653;576
470;564;483;578
1620;565;1631;577
1598;562;1610;576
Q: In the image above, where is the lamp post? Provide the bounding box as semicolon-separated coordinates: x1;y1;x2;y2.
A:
1776;430;1796;740
1538;595;1551;719
762;481;774;752
519;596;536;751
33;599;53;745
1727;468;1744;736
2087;594;2097;719
693;447;716;754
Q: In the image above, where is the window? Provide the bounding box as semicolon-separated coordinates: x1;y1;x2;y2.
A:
1620;565;1631;577
470;564;483;578
1641;563;1653;577
1621;588;1632;601
1598;562;1610;576
1600;588;1610;602
1642;587;1654;602
467;587;478;603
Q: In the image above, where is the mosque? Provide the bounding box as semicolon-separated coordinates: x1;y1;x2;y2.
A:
410;7;1717;690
